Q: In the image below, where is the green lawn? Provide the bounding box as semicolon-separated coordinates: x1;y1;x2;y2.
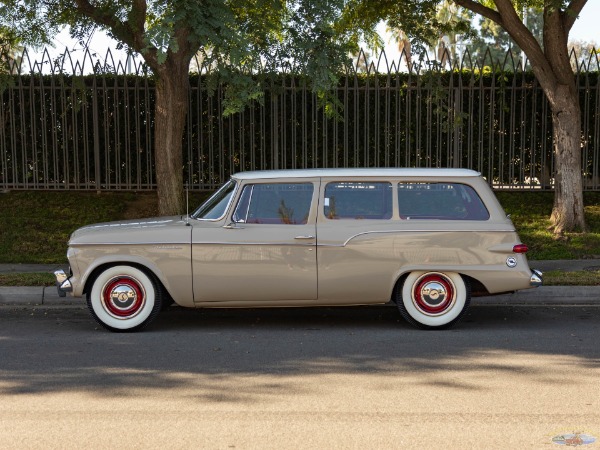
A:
0;190;599;264
496;192;600;260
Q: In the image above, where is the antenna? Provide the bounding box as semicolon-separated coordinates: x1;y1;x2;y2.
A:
185;184;190;226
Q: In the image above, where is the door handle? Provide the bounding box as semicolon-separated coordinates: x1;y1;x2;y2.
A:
223;222;244;229
294;235;315;240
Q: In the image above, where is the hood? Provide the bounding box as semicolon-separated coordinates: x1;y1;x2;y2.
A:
69;216;189;245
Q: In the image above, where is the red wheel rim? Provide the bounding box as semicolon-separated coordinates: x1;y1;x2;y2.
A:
101;276;146;318
412;274;455;316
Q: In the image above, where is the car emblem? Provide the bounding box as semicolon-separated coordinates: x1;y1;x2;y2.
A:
506;256;517;268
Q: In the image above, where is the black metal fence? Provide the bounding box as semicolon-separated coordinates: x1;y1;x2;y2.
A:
1;47;599;191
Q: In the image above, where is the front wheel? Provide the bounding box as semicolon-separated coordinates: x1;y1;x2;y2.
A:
396;271;470;330
87;265;163;332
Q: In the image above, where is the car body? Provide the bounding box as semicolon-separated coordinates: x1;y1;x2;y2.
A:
55;168;542;331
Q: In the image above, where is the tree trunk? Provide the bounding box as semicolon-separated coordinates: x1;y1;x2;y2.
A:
154;63;189;216
549;85;586;233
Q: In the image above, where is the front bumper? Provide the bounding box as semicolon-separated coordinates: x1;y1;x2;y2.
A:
54;269;73;297
530;269;543;287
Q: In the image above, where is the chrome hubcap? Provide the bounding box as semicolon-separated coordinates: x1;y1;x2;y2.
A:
109;284;138;310
420;281;447;306
412;273;456;316
101;276;146;319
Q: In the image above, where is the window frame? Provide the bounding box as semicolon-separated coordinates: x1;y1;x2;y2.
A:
397;181;490;221
232;181;316;225
323;181;394;221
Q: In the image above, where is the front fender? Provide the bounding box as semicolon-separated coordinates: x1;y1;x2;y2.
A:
71;247;194;308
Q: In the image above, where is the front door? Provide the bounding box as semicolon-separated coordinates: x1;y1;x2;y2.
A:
192;181;318;303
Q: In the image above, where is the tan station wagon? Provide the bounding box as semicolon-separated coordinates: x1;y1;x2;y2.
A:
55;168;542;331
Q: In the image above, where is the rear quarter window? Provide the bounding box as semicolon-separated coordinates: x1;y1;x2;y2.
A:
398;182;489;220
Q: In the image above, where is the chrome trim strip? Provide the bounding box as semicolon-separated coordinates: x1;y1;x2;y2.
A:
73;241;314;247
193;179;238;222
70;242;190;246
193;242;315;246
336;229;516;247
70;229;514;248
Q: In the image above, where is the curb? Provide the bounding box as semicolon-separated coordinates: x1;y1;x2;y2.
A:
0;286;597;307
0;286;83;306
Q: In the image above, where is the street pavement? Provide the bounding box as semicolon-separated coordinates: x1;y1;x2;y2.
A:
0;298;599;448
0;261;599;448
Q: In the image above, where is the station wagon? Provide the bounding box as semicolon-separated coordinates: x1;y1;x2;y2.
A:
55;168;542;331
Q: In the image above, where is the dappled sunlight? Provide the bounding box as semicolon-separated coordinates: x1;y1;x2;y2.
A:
0;305;598;407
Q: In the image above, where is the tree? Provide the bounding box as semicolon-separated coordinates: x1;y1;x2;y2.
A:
449;0;588;234
358;0;587;233
0;0;268;214
0;0;356;215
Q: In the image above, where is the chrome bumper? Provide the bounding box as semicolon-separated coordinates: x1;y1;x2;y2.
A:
54;269;72;297
530;269;543;287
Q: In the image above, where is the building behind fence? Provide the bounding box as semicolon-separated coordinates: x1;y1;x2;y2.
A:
1;48;599;191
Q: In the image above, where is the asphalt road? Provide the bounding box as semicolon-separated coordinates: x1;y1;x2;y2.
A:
0;303;599;449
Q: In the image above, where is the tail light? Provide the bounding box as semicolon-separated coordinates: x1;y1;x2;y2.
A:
512;244;528;253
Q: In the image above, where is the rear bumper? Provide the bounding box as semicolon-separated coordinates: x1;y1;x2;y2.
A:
54;269;72;297
530;269;543;287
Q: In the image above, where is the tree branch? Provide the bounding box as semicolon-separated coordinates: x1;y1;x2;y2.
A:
128;0;147;37
492;0;557;88
453;0;503;26
564;0;588;33
73;0;158;68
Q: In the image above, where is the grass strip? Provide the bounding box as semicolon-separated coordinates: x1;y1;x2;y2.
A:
0;273;55;286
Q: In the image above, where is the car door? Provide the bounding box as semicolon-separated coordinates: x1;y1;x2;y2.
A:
192;180;319;303
316;178;398;304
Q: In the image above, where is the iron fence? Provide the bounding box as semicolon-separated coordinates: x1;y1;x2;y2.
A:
1;47;599;191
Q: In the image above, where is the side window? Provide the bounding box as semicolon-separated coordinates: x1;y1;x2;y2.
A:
233;183;314;225
324;182;393;220
397;183;489;220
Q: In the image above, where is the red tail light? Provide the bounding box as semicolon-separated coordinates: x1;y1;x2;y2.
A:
513;244;529;253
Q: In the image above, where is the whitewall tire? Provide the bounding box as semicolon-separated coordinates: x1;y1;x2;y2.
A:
86;265;163;332
396;271;470;329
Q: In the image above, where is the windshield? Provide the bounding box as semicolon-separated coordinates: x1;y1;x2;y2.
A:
192;179;237;220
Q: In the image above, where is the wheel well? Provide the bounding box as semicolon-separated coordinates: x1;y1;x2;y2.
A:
83;262;171;301
391;272;487;303
390;273;410;303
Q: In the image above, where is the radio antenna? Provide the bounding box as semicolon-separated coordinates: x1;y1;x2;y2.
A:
185;184;190;226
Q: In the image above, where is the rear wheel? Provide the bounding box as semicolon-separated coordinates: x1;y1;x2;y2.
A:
86;265;163;332
396;271;470;329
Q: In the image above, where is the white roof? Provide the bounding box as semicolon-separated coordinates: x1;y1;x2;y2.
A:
232;168;481;180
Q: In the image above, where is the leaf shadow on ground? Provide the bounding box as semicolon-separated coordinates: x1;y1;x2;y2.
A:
0;304;598;403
